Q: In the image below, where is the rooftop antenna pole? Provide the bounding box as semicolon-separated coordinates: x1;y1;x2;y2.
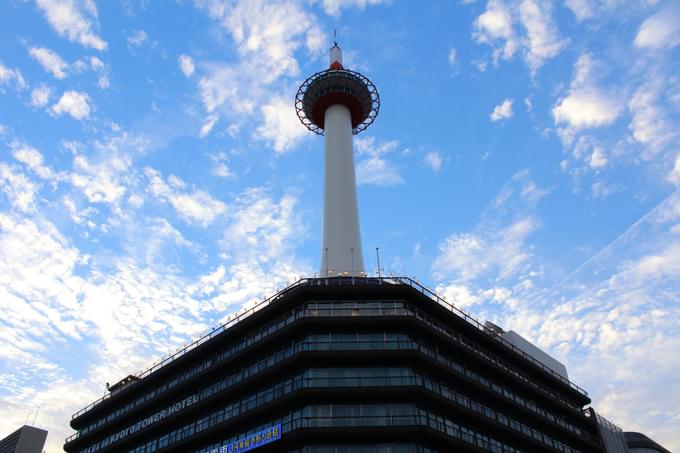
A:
32;405;41;426
351;248;355;276
376;247;382;278
325;247;329;277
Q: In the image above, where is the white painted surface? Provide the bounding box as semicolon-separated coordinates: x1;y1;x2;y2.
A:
320;104;364;276
501;330;569;379
329;45;343;67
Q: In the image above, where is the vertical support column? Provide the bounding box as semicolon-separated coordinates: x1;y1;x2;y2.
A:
320;104;365;276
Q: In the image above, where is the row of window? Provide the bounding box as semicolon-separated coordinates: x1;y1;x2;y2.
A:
303;335;590;440
304;300;582;410
76;331;589;450
73;299;585;444
150;403;529;453
71;301;407;438
81;366;582;453
344;300;581;410
196;404;540;453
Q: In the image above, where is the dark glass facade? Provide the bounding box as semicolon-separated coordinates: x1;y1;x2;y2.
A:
64;277;606;453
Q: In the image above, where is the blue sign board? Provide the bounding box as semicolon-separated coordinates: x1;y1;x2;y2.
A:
213;424;282;453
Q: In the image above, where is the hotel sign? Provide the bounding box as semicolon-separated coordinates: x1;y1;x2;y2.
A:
212;424;282;453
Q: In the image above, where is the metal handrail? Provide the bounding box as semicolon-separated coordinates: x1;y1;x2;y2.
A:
70;275;586;422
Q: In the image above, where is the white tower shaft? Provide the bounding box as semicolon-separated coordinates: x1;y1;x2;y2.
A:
321;104;364;276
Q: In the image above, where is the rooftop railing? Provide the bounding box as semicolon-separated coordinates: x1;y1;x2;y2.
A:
70;274;586;422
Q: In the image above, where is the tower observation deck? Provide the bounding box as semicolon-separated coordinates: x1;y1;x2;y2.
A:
296;42;380;277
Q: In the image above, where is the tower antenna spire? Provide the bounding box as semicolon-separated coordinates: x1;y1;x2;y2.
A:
333;29;337;46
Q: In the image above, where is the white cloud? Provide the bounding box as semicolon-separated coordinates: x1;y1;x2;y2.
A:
178;54;195;76
434;283;480;308
490;98;514;121
70;151;130;205
0;208;226;452
201;0;325;82
223;188;303;262
36;0;107;50
435;217;537;281
97;75;110;89
51;90;91;120
628;72;677;158
355;136;399;156
424;151;443;174
473;0;517;62
0;165;39;212
89;55;104;71
552;54;621;134
553;92;620;130
28;50;110;89
0;61;27;92
448;47;458;67
198;64;241;114
564;0;594;21
30;84;52;108
356;156;404;186
473;0;565;72
669;153;680;188
591;181;616;199
11;142;55;180
634;4;680;50
63;195;98;226
87;56;110;89
192;0;329;152
354;136;403;186
199;113;219;138
127;30;148;47
28;46;69;79
518;0;567;73
589;146;607;169
434;170;545;282
314;0;388;16
210;152;234;178
254;97;307;153
146;168;227;226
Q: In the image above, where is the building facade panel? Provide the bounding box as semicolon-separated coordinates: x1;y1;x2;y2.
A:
65;278;605;453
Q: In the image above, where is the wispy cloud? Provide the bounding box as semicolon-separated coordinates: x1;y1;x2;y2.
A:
552;54;622;139
30;84;52;108
472;0;566;73
355;136;404;186
490;98;514;121
51;90;92;120
35;0;107;50
29;47;69;79
314;0;390;16
178;54;195;77
146;168;227;227
0;61;28;92
634;3;680;50
126;30;148;48
434;170;545;283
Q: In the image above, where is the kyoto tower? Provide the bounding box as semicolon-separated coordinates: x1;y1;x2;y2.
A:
296;41;380;277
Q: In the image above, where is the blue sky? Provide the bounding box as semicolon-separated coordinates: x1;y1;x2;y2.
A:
1;0;680;451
